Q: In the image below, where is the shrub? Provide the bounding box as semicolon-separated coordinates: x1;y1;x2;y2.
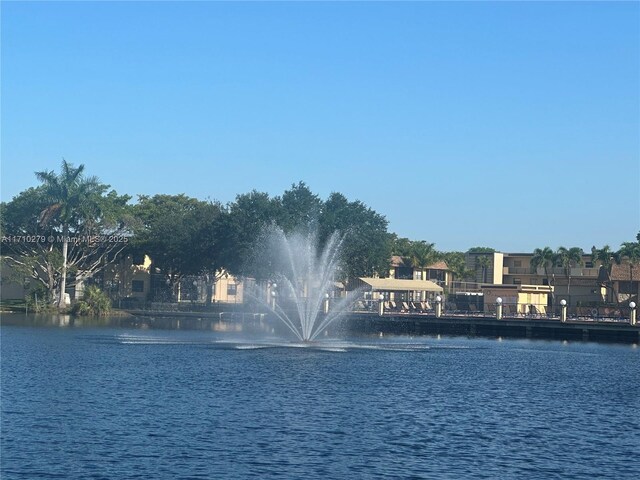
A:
26;285;55;313
72;285;111;316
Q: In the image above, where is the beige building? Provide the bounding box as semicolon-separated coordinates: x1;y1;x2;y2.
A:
463;252;602;310
482;284;554;315
389;256;452;287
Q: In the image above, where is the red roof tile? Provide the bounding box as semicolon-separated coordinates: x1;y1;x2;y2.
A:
609;263;640;281
426;260;449;270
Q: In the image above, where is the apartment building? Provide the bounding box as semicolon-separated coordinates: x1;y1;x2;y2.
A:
464;251;602;308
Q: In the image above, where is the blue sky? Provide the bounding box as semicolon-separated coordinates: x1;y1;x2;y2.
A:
2;1;638;253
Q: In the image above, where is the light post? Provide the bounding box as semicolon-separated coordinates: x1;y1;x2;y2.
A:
378;291;385;316
560;299;567;323
496;297;503;320
323;293;330;314
630;301;637;326
435;295;443;318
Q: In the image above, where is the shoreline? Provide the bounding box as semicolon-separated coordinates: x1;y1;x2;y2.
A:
2;310;638;345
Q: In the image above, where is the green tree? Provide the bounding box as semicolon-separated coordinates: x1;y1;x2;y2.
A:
555;246;584;298
467;247;496;254
617;241;640;266
390;237;438;273
531;246;556;302
319;192;390;281
1;187;59;302
390;236;414;257
617;239;640;302
223;190;280;278
2;163;131;308
35;161;111;307
440;251;474;283
226;187;389;283
277;182;322;234
475;255;492;283
131;194;224;301
407;241;438;273
591;245;619;271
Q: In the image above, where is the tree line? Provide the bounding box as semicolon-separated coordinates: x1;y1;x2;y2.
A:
1;161;391;307
1;161;638;309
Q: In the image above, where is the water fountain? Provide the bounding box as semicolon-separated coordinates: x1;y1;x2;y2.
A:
256;227;359;342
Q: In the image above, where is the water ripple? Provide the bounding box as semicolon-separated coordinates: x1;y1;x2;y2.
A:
2;327;639;479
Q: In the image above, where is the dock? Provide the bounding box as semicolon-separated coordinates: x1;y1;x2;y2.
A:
122;307;640;344
345;312;640;344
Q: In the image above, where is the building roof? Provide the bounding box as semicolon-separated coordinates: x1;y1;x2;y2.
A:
359;277;443;292
609;263;640;281
426;260;449;270
390;255;406;267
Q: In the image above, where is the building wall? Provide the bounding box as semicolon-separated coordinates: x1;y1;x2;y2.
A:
465;252;504;284
212;275;244;304
102;255;152;302
477;252;602;308
482;285;553;315
492;253;504;284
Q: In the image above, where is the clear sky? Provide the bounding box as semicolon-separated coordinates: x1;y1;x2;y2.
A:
2;1;638;253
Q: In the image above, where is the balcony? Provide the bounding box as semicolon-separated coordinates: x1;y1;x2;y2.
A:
503;267;600;277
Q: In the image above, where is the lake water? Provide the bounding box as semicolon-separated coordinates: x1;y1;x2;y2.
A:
2;314;639;479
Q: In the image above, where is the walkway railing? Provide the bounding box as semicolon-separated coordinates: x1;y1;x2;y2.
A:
123;298;636;325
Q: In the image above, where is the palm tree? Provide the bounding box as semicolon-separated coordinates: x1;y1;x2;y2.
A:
591;245;618;271
441;251;474;283
36;160;105;308
475;255;492;283
408;241;437;279
555;246;584;299
531;247;556;303
591;245;621;303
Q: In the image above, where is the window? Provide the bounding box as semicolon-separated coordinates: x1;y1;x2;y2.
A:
513;278;522;285
131;280;144;293
227;284;237;296
396;267;412;280
619;281;635;294
514;260;522;268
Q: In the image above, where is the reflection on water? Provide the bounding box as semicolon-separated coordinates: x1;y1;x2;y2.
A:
2;314;640;479
0;312;265;333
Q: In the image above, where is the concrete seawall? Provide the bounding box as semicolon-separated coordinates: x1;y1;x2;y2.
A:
343;312;640;344
124;309;640;344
